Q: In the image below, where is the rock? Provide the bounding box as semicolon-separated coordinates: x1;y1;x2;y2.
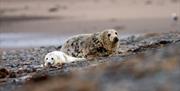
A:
29;73;49;83
0;68;9;78
9;71;17;78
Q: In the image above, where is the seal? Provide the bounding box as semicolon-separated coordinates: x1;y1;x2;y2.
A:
44;51;85;67
61;29;119;58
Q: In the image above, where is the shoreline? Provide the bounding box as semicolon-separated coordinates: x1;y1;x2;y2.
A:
1;31;180;91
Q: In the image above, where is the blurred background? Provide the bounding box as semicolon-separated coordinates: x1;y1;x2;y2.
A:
0;0;179;48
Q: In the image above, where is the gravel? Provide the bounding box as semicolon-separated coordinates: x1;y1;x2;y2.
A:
1;32;180;91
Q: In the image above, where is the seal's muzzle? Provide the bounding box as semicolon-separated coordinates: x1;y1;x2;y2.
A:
113;37;119;43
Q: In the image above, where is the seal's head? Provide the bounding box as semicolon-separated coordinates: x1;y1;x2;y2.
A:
101;29;119;52
44;53;57;67
101;29;119;43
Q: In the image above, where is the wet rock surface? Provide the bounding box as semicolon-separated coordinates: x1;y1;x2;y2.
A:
1;32;180;91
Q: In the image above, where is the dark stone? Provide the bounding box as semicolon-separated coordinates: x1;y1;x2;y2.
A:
0;68;9;78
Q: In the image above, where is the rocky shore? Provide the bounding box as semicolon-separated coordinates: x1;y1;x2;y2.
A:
0;32;180;91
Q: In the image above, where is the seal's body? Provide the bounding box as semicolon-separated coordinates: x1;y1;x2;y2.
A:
61;29;119;58
44;51;85;67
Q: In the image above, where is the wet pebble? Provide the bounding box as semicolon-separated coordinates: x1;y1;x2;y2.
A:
0;68;9;78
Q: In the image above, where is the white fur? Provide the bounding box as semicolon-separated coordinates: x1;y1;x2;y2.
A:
44;51;85;67
106;29;119;42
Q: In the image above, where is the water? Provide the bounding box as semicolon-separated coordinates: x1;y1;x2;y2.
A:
0;32;140;48
0;33;68;48
1;17;179;48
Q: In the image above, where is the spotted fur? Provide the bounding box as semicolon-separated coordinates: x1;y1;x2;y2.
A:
60;29;119;58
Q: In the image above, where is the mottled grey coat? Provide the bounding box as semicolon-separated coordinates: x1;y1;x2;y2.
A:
60;29;119;58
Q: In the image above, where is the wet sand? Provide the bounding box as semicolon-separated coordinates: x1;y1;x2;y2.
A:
1;18;179;34
1;0;179;34
0;0;180;48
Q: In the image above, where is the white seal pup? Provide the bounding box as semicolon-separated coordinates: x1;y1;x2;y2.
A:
44;51;86;67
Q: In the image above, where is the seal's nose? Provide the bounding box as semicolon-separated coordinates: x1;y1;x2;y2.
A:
47;62;51;66
113;37;119;43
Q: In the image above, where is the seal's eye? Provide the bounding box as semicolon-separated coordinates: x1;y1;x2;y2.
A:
51;58;54;60
115;32;117;35
108;34;111;37
46;58;48;60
